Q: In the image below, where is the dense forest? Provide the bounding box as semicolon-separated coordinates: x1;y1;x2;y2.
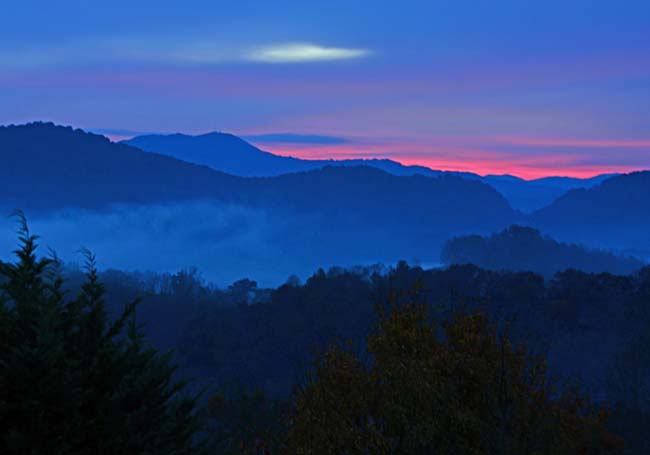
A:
3;218;648;453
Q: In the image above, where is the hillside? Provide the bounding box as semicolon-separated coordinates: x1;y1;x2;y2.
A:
0;122;244;211
124;132;312;177
530;171;650;256
442;225;644;276
533;171;650;224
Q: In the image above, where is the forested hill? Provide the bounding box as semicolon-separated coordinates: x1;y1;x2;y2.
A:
533;171;650;225
530;171;650;256
0;122;242;211
442;225;644;276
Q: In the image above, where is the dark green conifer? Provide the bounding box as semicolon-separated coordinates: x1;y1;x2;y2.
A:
0;213;204;454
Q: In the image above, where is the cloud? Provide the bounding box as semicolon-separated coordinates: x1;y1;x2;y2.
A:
491;136;650;148
246;43;370;63
0;202;308;287
242;133;349;144
90;128;163;137
0;39;371;68
0;201;417;287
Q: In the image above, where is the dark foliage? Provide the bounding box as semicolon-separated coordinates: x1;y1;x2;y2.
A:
144;262;646;453
72;258;649;451
170;263;644;399
202;386;287;455
285;296;623;453
0;215;204;454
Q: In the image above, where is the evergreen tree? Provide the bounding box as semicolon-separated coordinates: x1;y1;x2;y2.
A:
0;213;204;454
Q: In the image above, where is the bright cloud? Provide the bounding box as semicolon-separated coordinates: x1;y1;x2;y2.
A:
0;40;372;68
246;43;370;63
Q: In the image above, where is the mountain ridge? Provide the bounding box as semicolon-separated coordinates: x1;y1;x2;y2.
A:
0;121;516;230
123;131;620;212
123;131;477;179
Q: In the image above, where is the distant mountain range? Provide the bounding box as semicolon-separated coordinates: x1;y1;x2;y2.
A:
123;132;617;212
124;132;471;179
481;173;616;213
1;123;510;217
1;122;647;281
0;122;519;273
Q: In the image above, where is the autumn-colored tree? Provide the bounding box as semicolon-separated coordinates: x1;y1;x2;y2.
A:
203;386;287;455
284;291;623;454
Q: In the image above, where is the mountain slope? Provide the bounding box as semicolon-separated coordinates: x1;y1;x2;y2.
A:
0;123;245;211
124;132;312;177
530;171;650;256
533;171;650;222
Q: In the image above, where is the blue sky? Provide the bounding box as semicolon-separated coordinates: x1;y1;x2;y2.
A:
1;0;649;177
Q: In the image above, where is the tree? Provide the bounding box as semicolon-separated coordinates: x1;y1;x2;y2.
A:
284;290;623;454
606;330;650;453
203;385;287;455
0;214;204;454
228;279;258;306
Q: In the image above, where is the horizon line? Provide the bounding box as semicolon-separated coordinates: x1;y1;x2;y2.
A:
6;121;646;181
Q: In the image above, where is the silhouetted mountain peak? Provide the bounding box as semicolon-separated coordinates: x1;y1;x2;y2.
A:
129;131;265;155
1;121;111;146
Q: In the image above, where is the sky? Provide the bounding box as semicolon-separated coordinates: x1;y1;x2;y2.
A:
1;1;649;178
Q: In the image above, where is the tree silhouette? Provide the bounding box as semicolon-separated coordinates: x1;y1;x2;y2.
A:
0;213;204;454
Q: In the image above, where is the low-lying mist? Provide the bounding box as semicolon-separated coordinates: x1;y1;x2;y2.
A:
0;202;431;287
